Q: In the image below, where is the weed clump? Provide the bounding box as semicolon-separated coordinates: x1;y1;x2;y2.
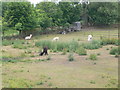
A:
84;40;102;49
110;47;120;55
76;47;87;55
68;53;74;61
89;54;97;60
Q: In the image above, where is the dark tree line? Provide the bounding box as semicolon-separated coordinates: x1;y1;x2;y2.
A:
2;2;118;36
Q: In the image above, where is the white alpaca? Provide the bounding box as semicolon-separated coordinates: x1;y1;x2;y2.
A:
52;37;59;41
25;34;32;40
88;35;93;41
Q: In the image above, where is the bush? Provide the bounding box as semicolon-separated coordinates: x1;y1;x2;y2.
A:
89;54;97;60
2;40;13;46
68;53;74;61
110;47;120;55
101;38;119;46
115;53;119;58
84;40;102;49
61;48;67;55
97;53;101;56
76;47;87;55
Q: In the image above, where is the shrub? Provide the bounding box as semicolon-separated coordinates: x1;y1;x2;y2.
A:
90;80;96;84
36;81;44;85
68;53;74;61
89;54;97;60
8;78;33;88
101;38;119;46
110;47;120;55
2;40;13;46
76;47;87;55
97;53;101;56
61;48;67;55
115;53;119;58
84;40;102;49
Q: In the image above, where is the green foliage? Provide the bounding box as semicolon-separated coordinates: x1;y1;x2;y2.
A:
3;39;25;46
2;40;13;46
89;54;97;60
110;47;120;55
97;53;101;56
101;38;119;45
115;53;119;58
35;40;79;52
12;44;27;49
15;23;23;31
7;78;33;88
84;40;102;49
76;47;87;55
2;2;118;35
61;48;67;55
90;80;96;84
36;81;44;85
3;2;37;34
88;2;118;26
100;38;119;46
68;53;74;61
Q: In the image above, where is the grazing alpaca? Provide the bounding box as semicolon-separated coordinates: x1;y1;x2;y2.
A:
52;37;59;41
25;34;32;40
88;35;93;41
39;47;48;56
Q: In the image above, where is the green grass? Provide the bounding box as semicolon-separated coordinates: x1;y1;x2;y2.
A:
4;29;19;36
84;40;102;49
35;40;79;52
3;40;25;46
5;78;33;88
89;54;97;60
100;38;119;46
75;46;87;55
110;47;120;55
68;53;74;61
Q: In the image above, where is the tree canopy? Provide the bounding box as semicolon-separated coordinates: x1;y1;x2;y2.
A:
2;2;118;35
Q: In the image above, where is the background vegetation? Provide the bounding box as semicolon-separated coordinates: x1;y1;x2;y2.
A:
2;2;118;37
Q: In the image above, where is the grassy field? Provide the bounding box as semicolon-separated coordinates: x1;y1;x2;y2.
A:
2;28;118;88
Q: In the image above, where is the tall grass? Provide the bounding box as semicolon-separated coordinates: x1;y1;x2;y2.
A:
75;46;87;55
35;39;119;54
35;40;79;52
68;53;74;61
100;38;119;46
110;47;120;55
84;40;102;49
3;40;25;46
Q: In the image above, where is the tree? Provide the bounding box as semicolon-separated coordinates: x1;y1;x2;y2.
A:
88;2;118;26
3;2;37;35
36;2;63;28
58;2;82;24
